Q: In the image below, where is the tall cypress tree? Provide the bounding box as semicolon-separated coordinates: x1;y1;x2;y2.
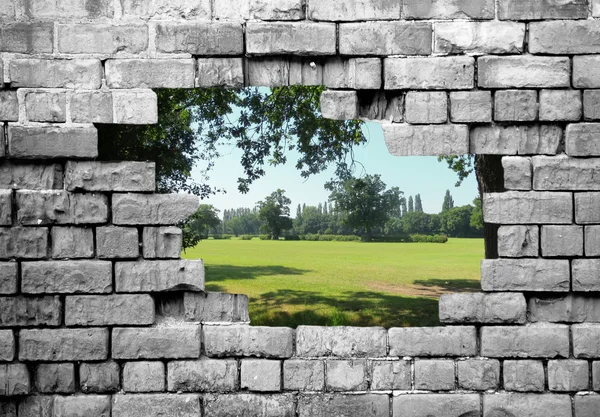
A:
408;195;414;213
442;189;455;212
400;197;407;218
415;194;423;212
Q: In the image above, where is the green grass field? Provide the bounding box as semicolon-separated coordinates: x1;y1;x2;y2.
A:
183;238;484;328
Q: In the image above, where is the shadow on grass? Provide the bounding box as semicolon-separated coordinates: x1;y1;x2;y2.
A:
205;264;312;283
412;278;481;293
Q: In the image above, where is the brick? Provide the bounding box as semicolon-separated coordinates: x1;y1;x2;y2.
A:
19;328;108;361
51;226;93;259
539;90;582;123
572;259;600;291
112;394;200;417
97;226;139;259
247;22;336;55
497;226;539;257
241;359;281;392
184;292;249;323
0;296;61;327
113;90;158;124
247;58;290;87
197;58;244;88
0;191;9;226
405;92;447;124
115;260;204;292
388;326;476;357
481;324;569;358
548;360;588;391
595;0;600;16
393;394;480;417
483;191;572;224
533;156;600;191
0;23;53;53
204;393;295;417
573;324;600;358
112;193;199;225
168;359;236;392
65;294;154;326
576;193;600;223
541;225;583;257
0;401;15;417
15;0;113;19
65;161;154;192
22;261;112;294
283;360;325;391
0;263;17;294
576;395;600;417
439;292;526;324
248;0;304;20
35;363;74;394
326;359;367;391
495;90;538;122
204;325;294;358
566;123;600;155
383;124;468;156
105;59;195;89
450;91;491;123
57;24;148;54
504;360;545;392
435;22;525;55
323;58;382;90
70;91;113;123
586;226;600;256
457;359;499;391
0;364;29;395
404;0;493;19
80;362;120;394
298;394;389;417
481;259;569;292
528;294;600;323
0;91;19;121
112;326;200;359
574;56;600;88
532;21;600;56
595;362;600;390
0;330;14;361
471;124;563;155
10;59;102;89
0;227;47;259
584;90;600;121
340;22;431;56
503;156;532;191
123;361;164;392
53;395;111;417
320;90;358;121
370;360;411;390
17;396;53;417
119;0;211;20
296;326;386;358
484;393;572;417
8;125;98;159
25;91;66;123
415;359;455;391
0;162;63;189
498;0;587;19
308;0;398;20
156;23;242;55
142;227;182;259
385;57;474;90
479;56;570;89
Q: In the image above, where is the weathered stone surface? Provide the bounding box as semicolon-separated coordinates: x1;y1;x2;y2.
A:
112;326;200;359
404;0;494;19
435;22;525;55
548;360;588;391
323;58;382;89
439;293;527;324
541;225;583;257
576;395;600;417
213;0;303;20
573;324;600;358
142;227;181;259
586;226;600;256
105;59;195;89
70;91;113;123
247;22;336;55
575;193;600;224
393;394;480;417
17;396;53;417
17;191;107;226
112;394;200;417
112;90;159;124
340;22;431;55
358;91;403;122
472;125;562;155
495;90;538;122
19;328;109;361
0;23;53;53
385;57;474;90
57;24;148;54
115;260;204;292
414;359;455;391
504;360;545;392
309;0;400;21
481;259;569;292
584;90;600;121
566;123;600;156
35;363;74;394
120;0;211;20
51;226;93;259
0;191;10;226
383;124;468;156
575;56;600;89
572;259;600;291
66;294;154;326
14;0;113;19
0;162;63;189
457;359;500;391
388;326;477;357
156;23;242;55
283;359;325;391
483;192;572;224
298;394;389;417
10;59;103;89
184;292;249;323
0;263;17;294
0;330;14;361
530;21;600;55
80;362;120;394
326;359;367;391
247;58;290;87
96;226;139;259
405;92;447;124
0;91;19;121
594;363;600;390
168;359;236;392
529;293;600;323
112;193;198;225
320;90;358;121
296;326;386;358
241;359;281;392
449;91;492;123
539;90;582;122
8;125;98;159
53;395;111;417
65;161;154;192
484;393;572;417
370;360;410;390
0;296;61;327
25;91;66;123
197;58;244;88
123;362;164;393
22;261;112;294
478;56;570;88
0;400;16;417
0;227;47;259
205;394;295;417
204;325;294;358
481;324;569;358
0;364;30;396
497;225;539;258
533;155;600;191
503;156;532;191
498;0;588;20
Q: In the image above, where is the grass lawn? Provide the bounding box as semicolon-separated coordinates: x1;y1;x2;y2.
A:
183;238;484;328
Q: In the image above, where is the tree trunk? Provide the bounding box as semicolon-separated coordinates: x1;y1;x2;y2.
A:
474;155;504;259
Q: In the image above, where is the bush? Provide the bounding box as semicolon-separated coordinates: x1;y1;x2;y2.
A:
369;235;411;243
284;235;301;241
240;235;254;240
409;234;448;243
212;234;232;240
300;234;361;242
259;234;271;240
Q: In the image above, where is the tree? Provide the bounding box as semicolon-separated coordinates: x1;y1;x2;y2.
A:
414;194;423;212
183;204;221;249
257;189;293;239
440;205;473;238
296;204;302;220
400;198;407;218
408;195;414;213
442;189;455;212
470;197;484;232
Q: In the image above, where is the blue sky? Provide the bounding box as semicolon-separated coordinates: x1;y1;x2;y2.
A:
191;121;479;217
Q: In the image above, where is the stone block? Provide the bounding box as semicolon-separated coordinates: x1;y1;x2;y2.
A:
65;161;155;192
584;90;600;121
142;227;181;259
393;394;480;417
595;0;600;16
483;191;572;224
326;359;367;391
414;359;455;391
112;326;200;359
0;364;29;396
197;58;244;88
65;294;154;326
576;193;600;223
574;56;600;88
0;91;19;121
539;90;582;121
495;90;538;122
97;226;139;259
0;162;63;190
241;359;281;392
541;225;583;257
22;261;112;294
80;362;120;394
51;226;93;259
370;360;411;390
248;0;304;20
533;155;600;190
0;263;17;294
573;324;600;358
17;396;53;417
0;401;15;417
339;22;431;55
385;57;474;90
457;359;499;391
204;325;294;358
247;22;336;55
548;360;588;391
296;326;386;358
156;22;242;55
168;359;237;392
566;123;600;155
320;90;358;121
283;359;324;391
15;0;113;19
184;292;249;323
0;296;61;327
112;394;200;417
478;56;570;88
503;156;532;190
25;91;66;123
594;362;600;390
123;361;165;393
105;59;195;89
298;394;389;417
247;58;290;87
112;193;199;225
585;226;600;256
573;259;600;291
484;393;572;417
503;360;545;392
481;259;569;292
53;395;111;417
498;0;588;19
388;326;476;357
8;125;98;159
403;0;494;19
0;227;48;259
323;58;382;89
405;92;447;124
497;225;539;258
472;125;562;155
309;0;400;21
576;395;600;417
69;90;113;123
57;24;148;54
435;22;525;55
382;124;468;156
439;292;527;324
528;294;600;323
0;330;14;361
10;59;102;89
0;23;53;53
481;324;569;358
0;191;9;226
113;90;158;124
35;363;74;394
449;91;491;123
119;0;211;20
530;21;600;55
115;260;204;292
204;393;295;417
19;328;109;361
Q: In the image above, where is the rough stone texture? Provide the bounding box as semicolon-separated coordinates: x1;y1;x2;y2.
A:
403;0;494;19
478;56;570;89
495;90;538;122
576;192;600;224
35;363;74;394
168;359;237;392
548;360;588;392
574;56;600;88
0;162;63;190
499;0;588;19
16;396;53;417
414;359;455;391
0;330;14;361
21;261;112;294
326;359;367;391
385;57;474;90
528;293;600;323
309;0;400;21
69;91;113;123
504;360;545;392
497;226;539;258
142;227;182;259
382;124;469;156
197;58;244;88
0;364;30;396
65;294;154;326
112;394;200;417
470;125;562;155
0;91;18;121
9;59;103;89
340;22;431;56
566;123;600;156
0;263;17;295
484;393;572;417
119;0;211;20
57;24;148;54
481;259;569;292
247;22;335;55
585;225;600;256
539;90;582;121
370;360;411;390
483;191;572;225
405;92;447;124
584;90;600;121
298;394;389;417
283;360;325;391
0;401;16;417
320;90;358;121
212;0;304;20
156;22;242;55
241;359;281;392
457;359;500;391
533;155;600;191
204;325;294;358
388;326;477;357
247;58;291;87
481;324;570;358
393;394;480;417
449;91;492;123
112;326;200;359
105;59;195;89
112;193;199;225
503;156;532;191
8;125;98;159
96;226;139;259
51;226;93;259
541;225;583;257
439;293;527;324
115;260;204;292
184;292;250;323
0;296;61;327
65;161;155;192
19;329;109;361
0;227;48;259
25;91;66;123
594;362;600;390
123;362;165;393
573;259;600;291
115;90;159;124
204;393;295;417
323;58;383;89
80;362;120;394
435;22;525;55
53;395;111;417
0;23;53;53
573;324;600;358
359;91;404;123
0;191;10;226
576;395;600;417
296;326;386;358
530;21;600;55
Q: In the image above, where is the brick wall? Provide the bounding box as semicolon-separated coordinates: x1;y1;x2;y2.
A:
1;0;600;415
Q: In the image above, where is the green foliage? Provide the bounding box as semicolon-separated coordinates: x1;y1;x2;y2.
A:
259;234;271;240
470;197;484;231
409;234;449;243
257;189;293;240
437;155;475;187
241;235;255;240
441;189;455;213
408;195;414;212
211;234;233;240
301;234;361;242
414;194;423;212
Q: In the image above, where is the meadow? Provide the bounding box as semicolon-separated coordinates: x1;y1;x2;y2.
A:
183;238;484;328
